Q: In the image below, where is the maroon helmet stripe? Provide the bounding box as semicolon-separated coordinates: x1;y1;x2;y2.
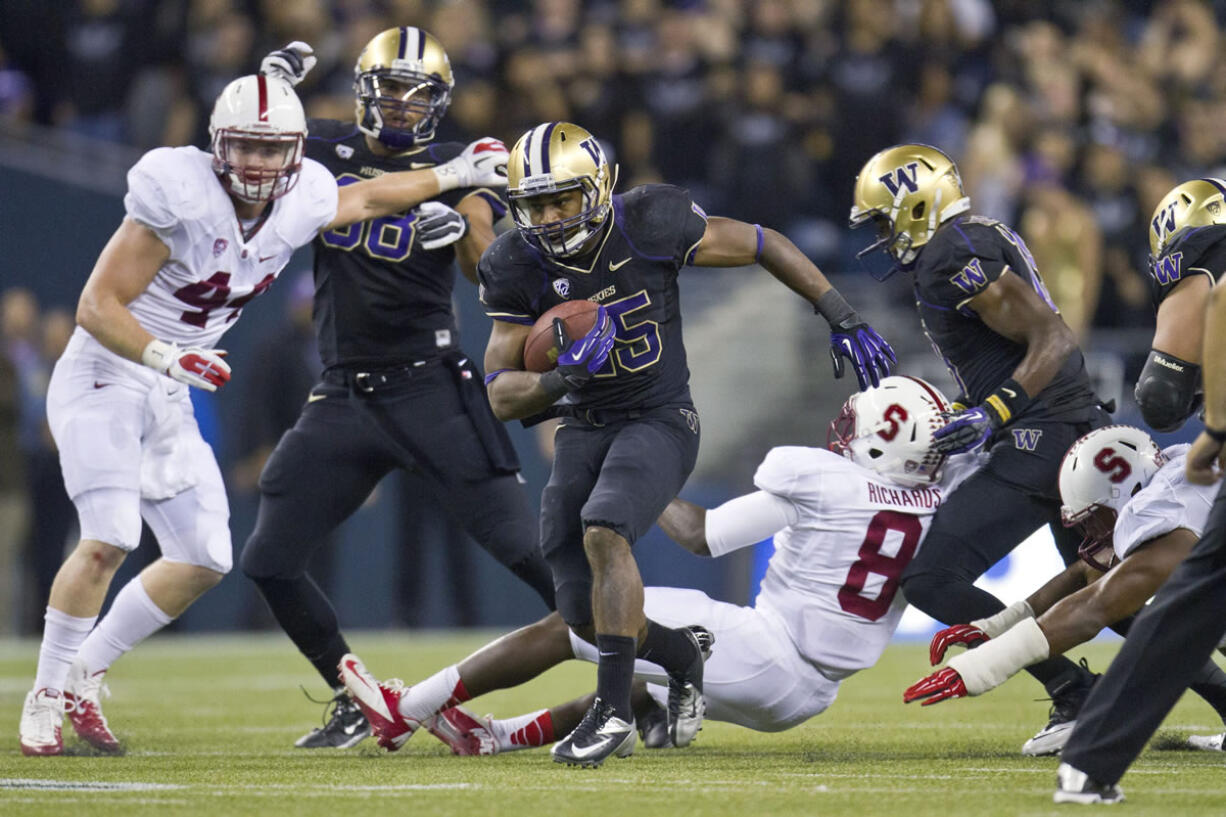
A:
257;74;268;121
899;374;948;411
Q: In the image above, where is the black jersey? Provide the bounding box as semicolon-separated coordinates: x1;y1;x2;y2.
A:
912;214;1099;423
1150;224;1226;305
478;184;708;412
305;119;506;368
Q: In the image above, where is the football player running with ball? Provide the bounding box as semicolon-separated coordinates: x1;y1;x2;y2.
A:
337;121;893;769
18;66;512;756
238;31;559;751
848;144;1112;755
339;377;979;758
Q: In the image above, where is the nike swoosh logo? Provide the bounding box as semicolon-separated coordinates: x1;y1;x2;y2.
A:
307;393;326;403
259;254;278;263
93;382;109;389
567;734;616;759
609;257;632;271
1001;387;1016;398
410;162;434;169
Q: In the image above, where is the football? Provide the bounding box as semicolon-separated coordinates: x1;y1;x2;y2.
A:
522;300;602;373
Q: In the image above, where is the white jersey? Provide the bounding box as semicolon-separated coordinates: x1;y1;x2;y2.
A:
122;146;337;348
730;447;979;677
1113;444;1212;561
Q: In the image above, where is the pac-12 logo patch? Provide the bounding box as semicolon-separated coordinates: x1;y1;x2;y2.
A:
336;144;354;160
212;238;228;257
552;279;571;298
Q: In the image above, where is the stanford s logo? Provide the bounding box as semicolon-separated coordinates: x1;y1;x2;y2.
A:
877;404;908;441
879;162;920;197
1012;428;1043;451
552;279;570;298
1093;447;1132;483
1152;252;1183;285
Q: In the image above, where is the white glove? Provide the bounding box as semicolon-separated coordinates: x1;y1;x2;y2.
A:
142;339;232;392
432;138;509;192
415;201;469;250
259;41;317;87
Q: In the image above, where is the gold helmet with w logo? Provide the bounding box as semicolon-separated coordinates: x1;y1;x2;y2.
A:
1148;178;1226;257
507;122;617;257
849;144;970;274
354;27;454;150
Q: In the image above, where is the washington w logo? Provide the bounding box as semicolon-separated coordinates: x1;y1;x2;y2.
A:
879;162;920;196
1151;200;1178;246
1012;428;1042;451
1152;252;1183;285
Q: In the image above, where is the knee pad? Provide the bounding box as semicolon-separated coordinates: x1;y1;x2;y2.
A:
74;488;142;551
554;579;593;630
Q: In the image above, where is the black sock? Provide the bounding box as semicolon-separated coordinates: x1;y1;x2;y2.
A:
1029;655;1090;694
636;619;698;676
595;634;637;721
250;575;351;688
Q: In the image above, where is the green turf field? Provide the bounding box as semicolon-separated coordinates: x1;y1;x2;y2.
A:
2;633;1223;816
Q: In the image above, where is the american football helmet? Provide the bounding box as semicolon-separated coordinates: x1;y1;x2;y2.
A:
507;122;617;257
1148;177;1226;258
849;144;971;277
828;375;951;488
1058;425;1166;571
355;27;454;150
209;74;306;203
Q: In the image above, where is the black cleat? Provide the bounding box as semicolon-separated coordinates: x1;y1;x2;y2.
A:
552;697;635;768
294;692;371;749
1053;762;1124;804
1023;658;1098;757
667;625;714;748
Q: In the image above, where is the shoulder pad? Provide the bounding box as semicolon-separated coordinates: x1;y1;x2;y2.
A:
125;146;210;228
477;230;536;285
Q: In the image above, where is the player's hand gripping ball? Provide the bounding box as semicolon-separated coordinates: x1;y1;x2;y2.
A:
523;300;604;373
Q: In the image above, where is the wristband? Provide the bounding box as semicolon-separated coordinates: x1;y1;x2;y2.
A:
1206;426;1226;444
141;338;176;372
813;288;859;331
983;377;1032;427
970;599;1035;639
483;368;513;386
538;369;572;400
947;617;1049;695
753;224;764;263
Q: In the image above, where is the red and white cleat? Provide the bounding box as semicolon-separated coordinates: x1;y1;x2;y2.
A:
424;706;497;756
19;688;65;756
337;654;418;751
64;659;122;754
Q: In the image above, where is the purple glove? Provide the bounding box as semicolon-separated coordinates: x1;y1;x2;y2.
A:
830;323;896;391
551;305;615;390
931;406;997;454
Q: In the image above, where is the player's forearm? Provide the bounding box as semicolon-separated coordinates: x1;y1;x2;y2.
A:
1201;283;1226;428
657;498;710;556
1008;317;1076;399
335;170;440;227
1034;587;1112;656
487;371;566;421
455;221;493;285
1023;561;1092;618
758;228;834;304
76;288;154;363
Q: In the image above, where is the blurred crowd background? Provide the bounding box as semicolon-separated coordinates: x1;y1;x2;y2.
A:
0;0;1222;636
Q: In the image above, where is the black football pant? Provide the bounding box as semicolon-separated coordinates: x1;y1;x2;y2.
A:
1062;478;1226;786
241;357;555;689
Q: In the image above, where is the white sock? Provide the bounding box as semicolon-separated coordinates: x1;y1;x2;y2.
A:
75;577;174;675
487;709;554;752
34;607;97;694
397;664;463;724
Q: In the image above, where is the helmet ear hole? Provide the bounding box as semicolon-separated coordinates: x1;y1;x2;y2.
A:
911;201;926;220
868;448;884;459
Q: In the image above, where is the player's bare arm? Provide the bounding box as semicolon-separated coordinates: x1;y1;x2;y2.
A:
454;193;496;285
1154;274;1211;362
76;218;170;362
966;272;1077;398
1023;561;1096;618
1188;280;1226;484
657;498;710;556
324;169;443;233
1037;529;1198;655
484;319;563;421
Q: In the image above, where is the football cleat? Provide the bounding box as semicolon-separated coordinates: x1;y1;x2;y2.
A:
1053;762;1124;804
64;659;121;754
1187;731;1226;751
294;691;370;749
1023;659;1098;757
638;698;672;749
19;688;65;757
667;625;713;748
423;706;497;756
551;697;635;768
337;653;418;751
